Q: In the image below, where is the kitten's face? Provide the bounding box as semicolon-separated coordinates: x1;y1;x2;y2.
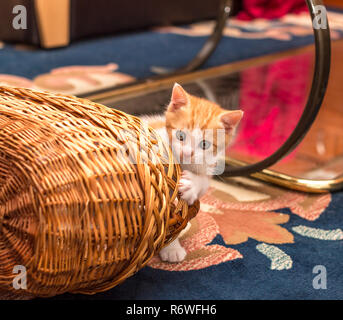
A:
165;83;243;175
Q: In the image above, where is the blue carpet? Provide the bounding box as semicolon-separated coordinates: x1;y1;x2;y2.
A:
51;179;343;300
0;30;316;80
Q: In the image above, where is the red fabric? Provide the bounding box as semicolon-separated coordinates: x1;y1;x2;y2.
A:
230;53;312;160
237;0;308;20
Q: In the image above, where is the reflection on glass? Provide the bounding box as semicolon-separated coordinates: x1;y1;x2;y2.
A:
103;47;343;184
230;53;313;162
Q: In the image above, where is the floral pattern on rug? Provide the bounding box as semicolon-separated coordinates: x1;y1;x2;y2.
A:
148;211;242;271
155;11;343;41
0;64;135;95
148;177;333;271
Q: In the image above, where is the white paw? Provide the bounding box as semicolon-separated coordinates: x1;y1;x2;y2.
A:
159;245;187;263
179;170;199;205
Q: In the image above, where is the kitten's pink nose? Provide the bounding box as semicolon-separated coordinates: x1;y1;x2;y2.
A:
181;149;194;158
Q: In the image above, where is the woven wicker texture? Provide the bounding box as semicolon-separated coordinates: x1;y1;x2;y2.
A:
0;86;199;299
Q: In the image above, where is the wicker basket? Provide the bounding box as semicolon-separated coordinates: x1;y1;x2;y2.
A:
0;86;199;299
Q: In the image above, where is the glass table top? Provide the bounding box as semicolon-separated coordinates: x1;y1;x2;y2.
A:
87;40;343;191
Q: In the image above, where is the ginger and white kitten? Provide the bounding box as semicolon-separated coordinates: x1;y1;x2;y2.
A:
142;83;243;263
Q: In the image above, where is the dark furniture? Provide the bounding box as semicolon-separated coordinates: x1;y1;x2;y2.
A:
0;0;241;48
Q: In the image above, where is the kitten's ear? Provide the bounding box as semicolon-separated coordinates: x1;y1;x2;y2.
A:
168;83;189;112
220;110;244;133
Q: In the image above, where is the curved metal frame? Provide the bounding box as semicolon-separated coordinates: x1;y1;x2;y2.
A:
223;0;331;177
172;0;233;74
79;0;232;97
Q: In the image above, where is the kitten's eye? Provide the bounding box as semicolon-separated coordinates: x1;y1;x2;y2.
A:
176;130;186;141
199;140;211;150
